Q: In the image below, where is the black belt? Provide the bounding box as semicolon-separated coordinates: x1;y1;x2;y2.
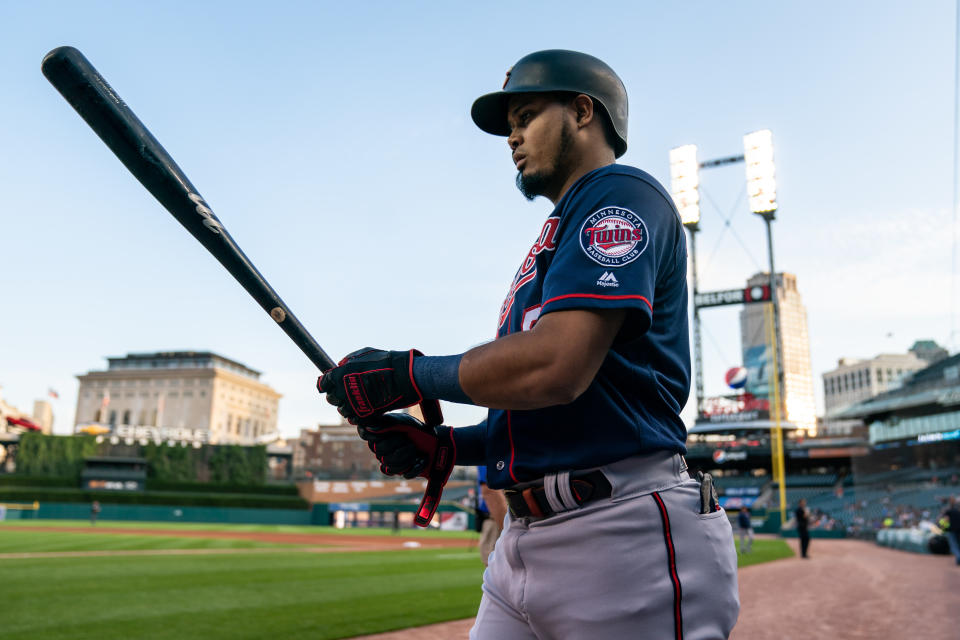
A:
504;470;612;519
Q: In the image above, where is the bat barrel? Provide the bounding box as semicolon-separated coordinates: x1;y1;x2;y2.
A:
42;46;336;372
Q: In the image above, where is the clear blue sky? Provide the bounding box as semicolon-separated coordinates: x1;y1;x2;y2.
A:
0;1;955;436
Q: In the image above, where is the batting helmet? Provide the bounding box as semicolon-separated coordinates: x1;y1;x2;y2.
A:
471;49;629;158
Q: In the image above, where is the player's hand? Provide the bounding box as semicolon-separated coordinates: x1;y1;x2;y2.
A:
356;413;429;478
317;348;426;421
357;412;457;526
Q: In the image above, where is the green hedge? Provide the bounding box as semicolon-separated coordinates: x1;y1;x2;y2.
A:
11;436;274;487
144;480;299;495
143;443;268;485
0;488;308;510
15;433;98;478
0;475;78;488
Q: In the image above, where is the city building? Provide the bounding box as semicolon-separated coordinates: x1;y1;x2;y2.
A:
823;353;927;417
32;400;53;434
74;351;281;446
837;352;960;471
0;387;46;435
295;419;380;479
739;272;817;434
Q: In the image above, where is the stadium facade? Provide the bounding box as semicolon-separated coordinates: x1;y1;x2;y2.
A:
74;351;282;446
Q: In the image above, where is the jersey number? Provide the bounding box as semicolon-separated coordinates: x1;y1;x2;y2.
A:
521;305;542;332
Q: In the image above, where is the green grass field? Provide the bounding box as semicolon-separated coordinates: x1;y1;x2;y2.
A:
0;521;794;639
736;538;795;568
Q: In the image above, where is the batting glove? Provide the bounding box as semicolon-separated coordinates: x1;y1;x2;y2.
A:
318;348;439;422
357;412;456;527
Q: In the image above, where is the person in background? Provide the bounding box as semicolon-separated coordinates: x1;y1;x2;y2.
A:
476;465;507;566
737;506;753;554
795;498;810;559
90;500;101;526
941;496;960;566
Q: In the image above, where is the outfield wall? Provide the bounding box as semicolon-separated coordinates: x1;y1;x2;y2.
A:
0;500;475;528
3;501;328;525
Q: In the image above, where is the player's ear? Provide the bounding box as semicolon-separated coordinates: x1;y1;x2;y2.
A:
571;94;594;128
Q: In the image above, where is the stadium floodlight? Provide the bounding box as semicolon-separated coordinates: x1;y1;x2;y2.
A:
669;144;700;227
743;129;777;216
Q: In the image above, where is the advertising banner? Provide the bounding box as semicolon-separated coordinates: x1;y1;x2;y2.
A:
743;344;771;399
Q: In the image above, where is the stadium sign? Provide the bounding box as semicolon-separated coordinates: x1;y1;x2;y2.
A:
694;285;771;309
76;423;211;444
724;486;761;497
700;393;770;423
115;425;210;444
917;429;960;444
712;449;748;463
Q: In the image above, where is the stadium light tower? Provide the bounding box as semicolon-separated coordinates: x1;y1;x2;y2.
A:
744;129;777;217
742;128;781;404
669;144;704;414
744;128;787;525
670;144;701;228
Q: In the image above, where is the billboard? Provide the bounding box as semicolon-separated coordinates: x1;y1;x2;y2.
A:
694;285;771;309
743;344;771;399
699;393;769;423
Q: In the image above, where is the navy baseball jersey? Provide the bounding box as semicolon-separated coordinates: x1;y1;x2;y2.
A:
484;164;690;489
476;465;489;514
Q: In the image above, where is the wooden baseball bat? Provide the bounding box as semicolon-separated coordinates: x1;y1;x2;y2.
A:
42;46;448;526
41;46;336;372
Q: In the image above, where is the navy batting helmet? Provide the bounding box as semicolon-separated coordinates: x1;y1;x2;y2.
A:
471;49;628;158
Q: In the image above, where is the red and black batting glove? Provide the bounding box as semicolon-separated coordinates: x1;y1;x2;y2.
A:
357;412;456;527
317;348;430;422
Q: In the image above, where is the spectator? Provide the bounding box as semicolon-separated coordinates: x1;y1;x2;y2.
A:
795;498;810;559
737;506;753;553
941;497;960;566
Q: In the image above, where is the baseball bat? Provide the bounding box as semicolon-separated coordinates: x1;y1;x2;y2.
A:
43;47;448;526
41;46;336;373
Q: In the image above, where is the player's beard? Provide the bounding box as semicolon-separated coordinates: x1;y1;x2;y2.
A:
515;119;575;201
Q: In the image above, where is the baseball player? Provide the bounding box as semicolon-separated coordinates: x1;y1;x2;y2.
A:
319;50;739;638
476;465;507;566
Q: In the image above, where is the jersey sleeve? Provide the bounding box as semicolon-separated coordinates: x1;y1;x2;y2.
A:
540;173;681;331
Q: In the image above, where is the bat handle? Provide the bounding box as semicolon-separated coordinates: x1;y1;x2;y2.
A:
419;399;444;428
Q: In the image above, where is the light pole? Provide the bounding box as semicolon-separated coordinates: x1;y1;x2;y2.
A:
743;128;787;526
669;144;703;414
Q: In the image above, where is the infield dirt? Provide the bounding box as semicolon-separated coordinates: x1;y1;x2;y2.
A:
4;524;473;551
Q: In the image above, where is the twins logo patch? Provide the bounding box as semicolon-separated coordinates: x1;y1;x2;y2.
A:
579;207;648;267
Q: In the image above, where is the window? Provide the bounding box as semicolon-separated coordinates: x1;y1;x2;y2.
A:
122;410;131;425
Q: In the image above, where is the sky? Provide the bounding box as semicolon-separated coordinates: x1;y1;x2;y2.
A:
0;1;956;438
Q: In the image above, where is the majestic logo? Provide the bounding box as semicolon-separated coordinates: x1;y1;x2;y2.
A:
580;207;648;267
498;217;560;329
596;272;619;288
